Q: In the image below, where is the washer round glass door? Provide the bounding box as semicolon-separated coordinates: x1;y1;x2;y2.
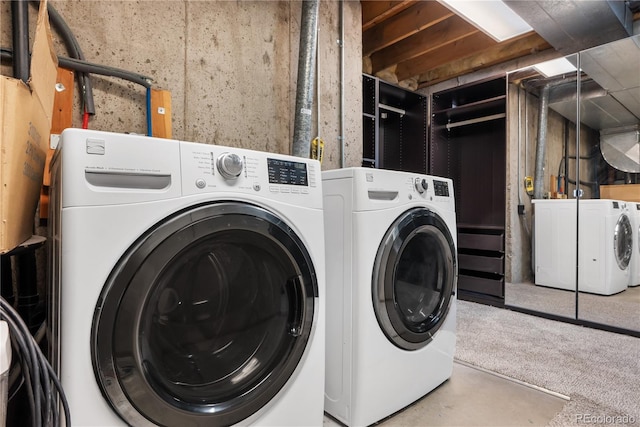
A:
614;213;633;270
372;207;456;350
92;202;318;426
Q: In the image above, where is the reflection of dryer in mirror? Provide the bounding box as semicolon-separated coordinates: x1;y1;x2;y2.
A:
48;129;326;426
534;199;632;295
579;200;632;295
628;202;640;287
322;168;457;427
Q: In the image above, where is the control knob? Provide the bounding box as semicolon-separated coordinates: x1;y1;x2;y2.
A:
414;177;428;194
217;153;243;180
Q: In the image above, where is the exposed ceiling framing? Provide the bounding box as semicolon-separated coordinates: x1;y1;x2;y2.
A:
362;0;640;90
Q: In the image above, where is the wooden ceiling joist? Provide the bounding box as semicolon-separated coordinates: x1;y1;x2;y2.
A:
363;1;454;56
361;0;415;32
360;0;585;88
370;15;478;74
395;32;496;81
417;32;552;88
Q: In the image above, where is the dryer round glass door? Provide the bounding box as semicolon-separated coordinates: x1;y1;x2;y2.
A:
372;207;457;350
614;213;633;270
92;202;318;426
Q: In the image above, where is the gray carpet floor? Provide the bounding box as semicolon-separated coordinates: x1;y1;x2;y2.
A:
455;300;640;426
505;282;640;332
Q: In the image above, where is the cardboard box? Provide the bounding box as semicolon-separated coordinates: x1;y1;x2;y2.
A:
0;0;58;253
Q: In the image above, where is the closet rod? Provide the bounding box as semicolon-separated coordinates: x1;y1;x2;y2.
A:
379;103;406;115
445;113;505;130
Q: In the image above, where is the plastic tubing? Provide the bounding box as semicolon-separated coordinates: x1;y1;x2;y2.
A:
34;1;96;116
146;87;152;136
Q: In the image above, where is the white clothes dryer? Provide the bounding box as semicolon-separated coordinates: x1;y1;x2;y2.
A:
628;202;640;287
48;129;325;426
322;167;457;427
534;199;632;295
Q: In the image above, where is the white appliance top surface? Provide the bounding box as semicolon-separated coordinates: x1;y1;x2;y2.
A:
322;167;455;213
57;128;322;209
532;198;630;211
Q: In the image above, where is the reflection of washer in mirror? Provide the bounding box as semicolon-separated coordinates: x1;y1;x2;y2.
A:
614;212;633;270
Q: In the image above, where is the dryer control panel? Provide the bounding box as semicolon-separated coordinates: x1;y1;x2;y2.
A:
322;168;455;214
433;180;450;197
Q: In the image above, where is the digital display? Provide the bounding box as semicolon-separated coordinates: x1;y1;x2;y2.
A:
267;158;308;186
433;180;450;197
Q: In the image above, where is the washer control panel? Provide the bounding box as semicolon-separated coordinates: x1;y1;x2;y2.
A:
414;177;428;194
180;141;321;207
267;158;309;186
216;152;244;180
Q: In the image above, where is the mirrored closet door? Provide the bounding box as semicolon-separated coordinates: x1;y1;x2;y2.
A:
505;35;640;336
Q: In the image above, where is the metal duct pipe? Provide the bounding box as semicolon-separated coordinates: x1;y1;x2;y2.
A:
11;0;30;82
504;0;632;55
533;84;550;199
292;0;320;158
339;0;345;168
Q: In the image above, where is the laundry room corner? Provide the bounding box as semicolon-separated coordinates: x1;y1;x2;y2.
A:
2;0;640;426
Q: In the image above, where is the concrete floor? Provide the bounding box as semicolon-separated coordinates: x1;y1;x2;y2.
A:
323;362;568;427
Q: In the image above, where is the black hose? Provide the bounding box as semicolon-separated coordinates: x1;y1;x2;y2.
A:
11;0;30;82
1;297;71;427
30;0;96;116
1;48;152;88
59;55;152;88
567;177;597;186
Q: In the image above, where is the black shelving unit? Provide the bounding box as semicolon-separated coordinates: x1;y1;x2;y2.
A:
430;77;507;304
362;74;428;173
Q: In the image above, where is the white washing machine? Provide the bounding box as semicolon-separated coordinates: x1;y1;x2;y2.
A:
322;167;457;427
532;199;576;291
534;199;632;295
628;202;640;287
48;128;325;426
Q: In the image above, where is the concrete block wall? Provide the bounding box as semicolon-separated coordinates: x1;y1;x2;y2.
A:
1;0;363;169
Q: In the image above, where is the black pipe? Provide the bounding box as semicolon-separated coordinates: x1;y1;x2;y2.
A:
567;155;595;160
57;55;152;88
1;255;15;307
16;251;43;334
562;119;568;194
567;177;597;186
1;48;152;88
30;0;96;115
11;0;30;82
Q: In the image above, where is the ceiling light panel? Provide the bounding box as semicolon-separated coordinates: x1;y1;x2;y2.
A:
439;0;533;42
533;57;578;78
